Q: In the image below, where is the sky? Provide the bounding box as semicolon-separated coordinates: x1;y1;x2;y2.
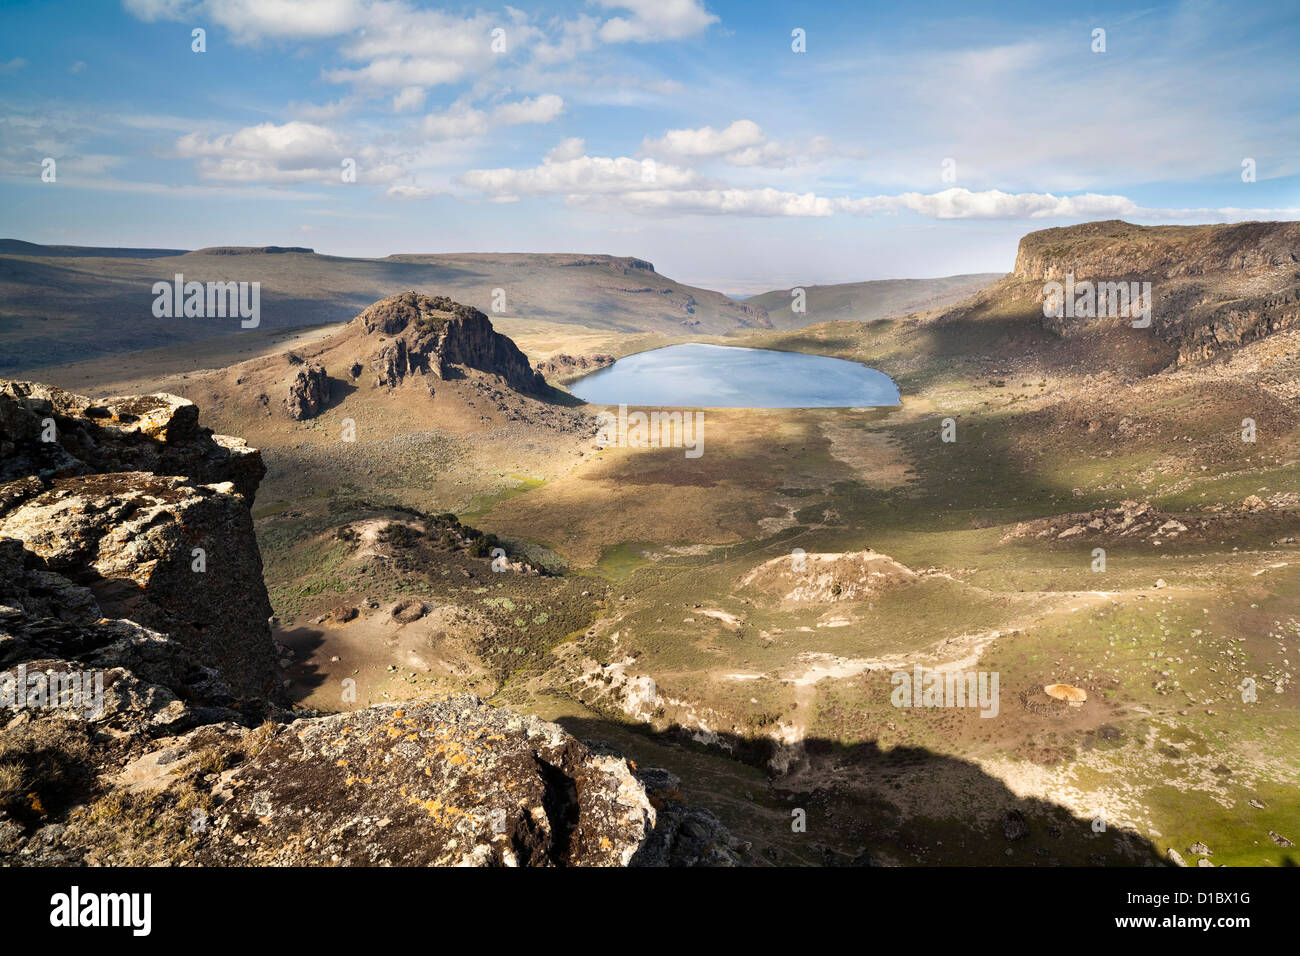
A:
0;0;1297;294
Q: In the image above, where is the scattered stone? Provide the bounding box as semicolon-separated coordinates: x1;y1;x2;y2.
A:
1002;809;1029;841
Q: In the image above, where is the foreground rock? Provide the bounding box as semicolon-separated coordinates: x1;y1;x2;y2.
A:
0;380;737;866
196;698;659;866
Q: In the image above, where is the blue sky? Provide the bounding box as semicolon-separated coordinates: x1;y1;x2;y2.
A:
1;0;1296;293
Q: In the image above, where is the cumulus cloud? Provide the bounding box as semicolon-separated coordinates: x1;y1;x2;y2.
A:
174;120;401;183
421;94;564;140
461;146;696;201
595;0;718;43
545;137;587;162
640;120;828;168
125;0;366;41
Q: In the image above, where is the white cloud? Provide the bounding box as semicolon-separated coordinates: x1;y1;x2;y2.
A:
392;86;426;113
641;120;836;169
125;0;366;41
421;94;564;141
546;137;587;162
572;187;835;217
493;93;564;126
643;120;763;159
595;0;718;43
0;58;27;74
385;184;442;200
837;188;1141;220
461;150;696;201
172;120;401;183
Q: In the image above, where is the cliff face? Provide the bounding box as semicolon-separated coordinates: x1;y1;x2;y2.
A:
0;380;738;867
357;292;546;395
1009;220;1300;364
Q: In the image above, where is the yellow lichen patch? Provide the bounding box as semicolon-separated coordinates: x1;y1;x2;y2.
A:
394;709;405;718
447;752;469;767
409;795;466;825
336;759;349;767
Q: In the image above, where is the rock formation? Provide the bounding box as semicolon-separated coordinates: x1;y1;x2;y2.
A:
534;352;616;378
356;292;546;395
0;380;739;866
283;354;330;420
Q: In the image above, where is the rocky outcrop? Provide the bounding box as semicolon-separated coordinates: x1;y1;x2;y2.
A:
0;381;264;501
534;352;615;378
356;292;546;395
738;550;917;605
283;355;330;420
1001;497;1287;547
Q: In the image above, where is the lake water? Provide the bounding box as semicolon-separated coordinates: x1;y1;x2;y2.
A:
568;343;901;408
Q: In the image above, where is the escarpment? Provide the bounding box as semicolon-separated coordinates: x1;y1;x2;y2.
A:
0;381;738;866
1009;220;1300;364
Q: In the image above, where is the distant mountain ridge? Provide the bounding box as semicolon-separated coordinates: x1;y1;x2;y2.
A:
0;243;771;371
0;238;190;258
747;273;1003;329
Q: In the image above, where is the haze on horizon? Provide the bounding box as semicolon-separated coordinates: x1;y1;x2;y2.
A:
0;0;1297;295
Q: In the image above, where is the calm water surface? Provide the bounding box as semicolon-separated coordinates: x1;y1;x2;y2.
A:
569;343;900;408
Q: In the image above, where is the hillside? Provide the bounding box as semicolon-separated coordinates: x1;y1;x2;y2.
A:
747;273;1002;329
0;244;771;372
